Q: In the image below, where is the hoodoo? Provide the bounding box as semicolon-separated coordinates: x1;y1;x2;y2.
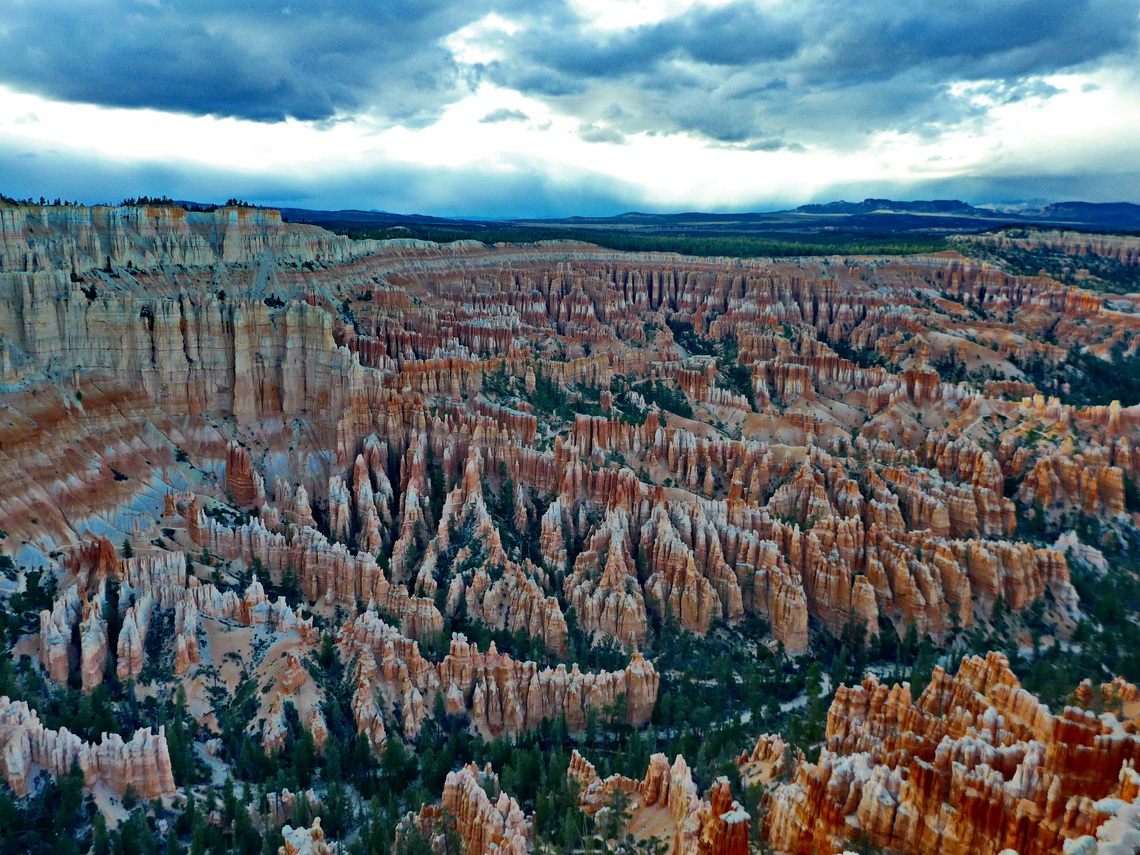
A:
0;201;1136;854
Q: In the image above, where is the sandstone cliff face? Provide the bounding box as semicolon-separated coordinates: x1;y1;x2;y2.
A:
7;231;1118;657
0;696;177;798
764;652;1140;855
956;229;1140;268
9;234;1119;769
0;203;381;275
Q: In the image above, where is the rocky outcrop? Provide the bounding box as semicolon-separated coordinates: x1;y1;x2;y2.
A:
764;652;1140;855
569;750;750;855
1020;444;1127;516
279;818;336;855
563;508;649;647
261;697;291;756
413;450;569;655
435;764;529;855
79;596;109;691
38;549;316;695
640;505;730;635
5;202;1139;842
186;502;442;641
737;733;791;783
226;441;266;508
115;593;154;681
338;611;658;740
956;229;1140;268
0;202;381;275
67;536;122;588
0;696;177;798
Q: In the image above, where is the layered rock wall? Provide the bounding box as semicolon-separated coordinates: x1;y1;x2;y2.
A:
0;696;177;798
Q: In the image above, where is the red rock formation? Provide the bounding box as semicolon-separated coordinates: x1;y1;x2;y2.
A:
280;650;308;693
564;508;649;647
261;697;290;756
737;733;791;783
5;205;1139;841
226;441;265;508
0;696;177;798
115;593;153;681
79;596;109;692
640;506;725;635
570;749;750;855
764;653;1140;855
67;536;121;588
338;611;658;740
1020;444;1127;516
187;502;442;641
957;229;1140;268
38;585;81;683
279;818;335;855
430;763;530;855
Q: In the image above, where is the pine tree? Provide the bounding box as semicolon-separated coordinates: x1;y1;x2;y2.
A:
93;814;111;855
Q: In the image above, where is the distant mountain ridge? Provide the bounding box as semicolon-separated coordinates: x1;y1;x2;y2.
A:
790;198;992;216
1029;201;1140;226
276;207;481;227
83;196;1140;238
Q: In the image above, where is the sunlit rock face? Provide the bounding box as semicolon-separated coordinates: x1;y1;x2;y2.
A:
568;748;751;855
406;763;529;855
764;654;1140;855
0;696;177;798
1;202;1138;849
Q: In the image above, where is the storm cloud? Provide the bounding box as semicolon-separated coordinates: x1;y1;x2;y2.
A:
483;0;1139;145
0;0;551;124
0;0;1137;214
0;0;1134;139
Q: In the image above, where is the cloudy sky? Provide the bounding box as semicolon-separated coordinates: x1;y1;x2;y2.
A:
1;0;1138;217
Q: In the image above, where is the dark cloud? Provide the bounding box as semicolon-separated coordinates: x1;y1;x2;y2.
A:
0;0;555;123
484;0;1139;144
479;108;530;123
0;0;1132;145
497;1;799;81
795;0;1136;86
0;0;1136;216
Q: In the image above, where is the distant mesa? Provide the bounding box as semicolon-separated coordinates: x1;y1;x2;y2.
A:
789;198;990;216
